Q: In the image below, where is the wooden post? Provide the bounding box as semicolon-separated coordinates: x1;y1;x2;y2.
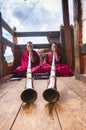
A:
0;12;4;78
61;0;73;68
12;26;21;69
12;26;18;45
12;26;18;56
70;25;75;71
60;25;67;64
73;0;81;78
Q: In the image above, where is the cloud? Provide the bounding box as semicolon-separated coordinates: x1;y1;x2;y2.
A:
1;0;64;31
0;0;73;56
1;0;74;32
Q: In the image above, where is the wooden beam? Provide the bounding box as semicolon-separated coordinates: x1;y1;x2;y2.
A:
60;25;67;64
0;13;4;78
73;0;80;75
16;43;51;49
1;19;14;35
78;0;82;43
2;37;15;49
70;25;75;70
14;31;60;37
61;0;73;68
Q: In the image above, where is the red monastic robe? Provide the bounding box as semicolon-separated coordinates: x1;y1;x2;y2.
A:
13;50;40;77
43;52;73;77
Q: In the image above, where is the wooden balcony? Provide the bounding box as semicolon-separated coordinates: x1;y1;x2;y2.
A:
0;1;86;129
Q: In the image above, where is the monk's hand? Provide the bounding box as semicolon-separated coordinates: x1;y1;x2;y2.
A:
53;51;60;62
30;52;35;62
53;51;57;57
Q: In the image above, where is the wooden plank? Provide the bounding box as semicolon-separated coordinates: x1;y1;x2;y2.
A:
12;79;61;130
61;77;86;102
0;74;13;86
14;31;60;37
0;78;25;130
55;77;86;130
2;37;15;49
0;75;20;98
0;77;18;98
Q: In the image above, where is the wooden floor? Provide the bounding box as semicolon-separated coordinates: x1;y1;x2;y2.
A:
0;76;86;130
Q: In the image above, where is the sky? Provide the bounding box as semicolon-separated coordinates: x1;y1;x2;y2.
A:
0;0;73;56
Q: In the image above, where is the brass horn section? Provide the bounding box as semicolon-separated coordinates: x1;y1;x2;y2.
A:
43;54;60;103
20;51;37;103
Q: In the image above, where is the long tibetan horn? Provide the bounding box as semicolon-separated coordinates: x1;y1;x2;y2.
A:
43;53;60;103
21;51;37;103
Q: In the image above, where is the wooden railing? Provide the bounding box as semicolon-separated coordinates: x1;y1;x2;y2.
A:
0;12;60;79
1;12;86;83
0;13;15;78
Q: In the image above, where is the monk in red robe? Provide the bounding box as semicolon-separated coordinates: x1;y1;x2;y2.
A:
43;43;73;77
12;41;40;77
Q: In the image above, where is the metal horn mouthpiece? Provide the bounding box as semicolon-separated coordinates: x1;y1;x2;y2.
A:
43;53;60;103
21;51;37;103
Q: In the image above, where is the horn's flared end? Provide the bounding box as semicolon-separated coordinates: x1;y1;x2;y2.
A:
43;88;60;103
21;88;37;103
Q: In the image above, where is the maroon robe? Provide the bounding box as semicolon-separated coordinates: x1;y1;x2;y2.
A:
13;50;40;77
43;52;73;77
